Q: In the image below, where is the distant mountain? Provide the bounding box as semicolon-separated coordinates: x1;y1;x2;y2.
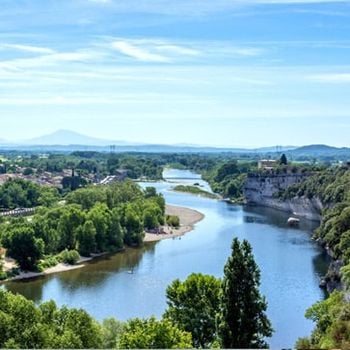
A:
292;144;338;152
287;144;350;159
291;144;350;153
1;130;349;159
23;129;131;146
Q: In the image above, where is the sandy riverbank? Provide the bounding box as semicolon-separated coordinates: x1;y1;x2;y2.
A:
144;204;204;242
1;253;107;282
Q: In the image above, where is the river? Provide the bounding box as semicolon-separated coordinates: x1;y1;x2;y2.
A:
4;169;328;348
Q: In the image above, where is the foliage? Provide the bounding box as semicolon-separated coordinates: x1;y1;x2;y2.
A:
0;290;102;349
60;249;80;265
37;255;61;272
218;238;273;348
1;181;164;271
280;154;288;165
166;215;180;228
0;178;58;209
118;316;192;349
280;167;350;204
1;225;44;270
164;273;221;348
314;204;350;263
101;318;124;349
296;291;350;349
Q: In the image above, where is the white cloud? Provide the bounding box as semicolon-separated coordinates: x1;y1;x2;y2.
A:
307;73;350;83
0;44;55;54
0;50;103;70
111;41;171;62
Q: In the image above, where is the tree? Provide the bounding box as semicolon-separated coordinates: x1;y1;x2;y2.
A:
123;205;144;246
77;220;97;256
218;238;273;348
280;154;288;165
215;161;239;182
57;205;85;250
87;203;111;252
2;226;44;270
101;318;124;349
164;273;221;348
118;317;192;349
108;208;124;250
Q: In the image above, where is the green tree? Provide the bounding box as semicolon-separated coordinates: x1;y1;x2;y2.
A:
218;238;273;348
280;154;288;165
108;208;124;250
118;316;192;349
58;205;85;250
77;220;97;256
87;203;111;252
101;318;124;348
300;291;350;349
123;205;144;246
164;273;221;348
2;226;44;270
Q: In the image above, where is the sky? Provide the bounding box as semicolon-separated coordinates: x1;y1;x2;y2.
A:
0;0;350;147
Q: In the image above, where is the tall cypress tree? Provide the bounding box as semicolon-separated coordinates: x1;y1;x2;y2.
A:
218;238;273;348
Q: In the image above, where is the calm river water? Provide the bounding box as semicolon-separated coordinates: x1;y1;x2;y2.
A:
4;169;328;348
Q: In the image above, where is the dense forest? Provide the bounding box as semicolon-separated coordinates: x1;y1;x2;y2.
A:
0;181;165;275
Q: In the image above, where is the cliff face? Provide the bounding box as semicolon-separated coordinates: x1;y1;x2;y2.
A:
244;173;323;221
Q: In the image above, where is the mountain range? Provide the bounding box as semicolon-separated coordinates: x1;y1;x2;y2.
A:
0;130;349;158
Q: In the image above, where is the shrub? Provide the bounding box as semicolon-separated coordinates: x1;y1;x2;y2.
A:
60;249;80;265
166;215;180;228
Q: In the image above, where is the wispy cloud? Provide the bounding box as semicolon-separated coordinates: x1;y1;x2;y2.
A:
108;38;264;63
307;73;350;83
0;43;55;54
111;41;171;62
0;50;104;70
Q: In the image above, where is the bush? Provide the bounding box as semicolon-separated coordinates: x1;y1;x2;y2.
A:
37;255;60;272
60;249;80;265
295;337;311;349
0;271;7;280
166;215;180;228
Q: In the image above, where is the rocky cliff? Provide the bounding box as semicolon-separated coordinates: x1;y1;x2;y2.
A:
244;173;323;221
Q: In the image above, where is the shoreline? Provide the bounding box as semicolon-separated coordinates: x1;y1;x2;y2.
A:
1;253;108;283
144;204;205;242
2;205;204;282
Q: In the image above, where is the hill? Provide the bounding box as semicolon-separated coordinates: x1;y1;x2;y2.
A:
23;129;130;146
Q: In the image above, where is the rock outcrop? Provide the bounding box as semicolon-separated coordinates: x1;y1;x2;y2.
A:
244;173;323;221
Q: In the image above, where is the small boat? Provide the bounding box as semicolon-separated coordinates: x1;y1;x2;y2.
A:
127;268;134;274
287;217;300;227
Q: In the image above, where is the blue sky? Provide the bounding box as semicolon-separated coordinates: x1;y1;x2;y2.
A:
1;0;350;147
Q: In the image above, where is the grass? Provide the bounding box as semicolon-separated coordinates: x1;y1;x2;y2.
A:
172;185;219;199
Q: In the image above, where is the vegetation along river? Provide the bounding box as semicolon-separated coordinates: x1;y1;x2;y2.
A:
4;169;329;348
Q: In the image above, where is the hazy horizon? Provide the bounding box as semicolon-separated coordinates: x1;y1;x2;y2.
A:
0;128;344;149
1;0;350;147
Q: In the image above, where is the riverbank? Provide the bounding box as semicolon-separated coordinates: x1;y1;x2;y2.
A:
144;204;204;242
1;253;108;283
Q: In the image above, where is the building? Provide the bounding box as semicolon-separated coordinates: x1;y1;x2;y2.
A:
258;159;278;170
99;169;128;185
